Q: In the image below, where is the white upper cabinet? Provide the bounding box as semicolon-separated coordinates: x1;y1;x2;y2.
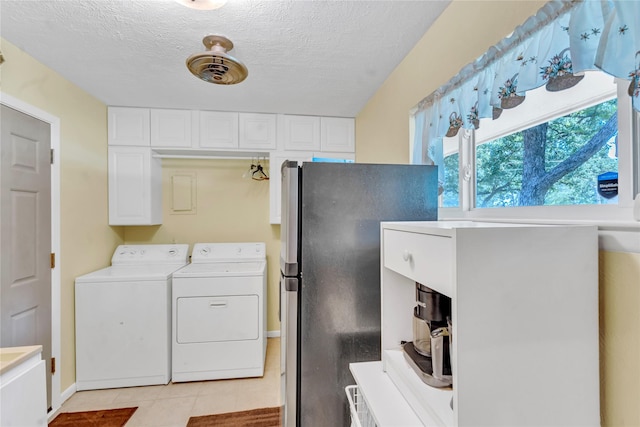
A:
109;107;352;155
108;107;150;146
239;113;277;150
108;146;162;225
268;150;355;224
269;151;313;224
150;109;195;149
279;115;355;153
279;115;321;151
321;117;355;152
107;106;355;225
198;111;239;149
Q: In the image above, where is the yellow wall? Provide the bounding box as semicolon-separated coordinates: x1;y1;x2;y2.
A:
355;1;640;425
4;2;639;423
1;36;278;394
1;38;124;392
599;251;640;426
356;0;546;164
124;158;281;332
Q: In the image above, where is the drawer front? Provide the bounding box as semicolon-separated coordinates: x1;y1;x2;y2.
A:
383;229;453;297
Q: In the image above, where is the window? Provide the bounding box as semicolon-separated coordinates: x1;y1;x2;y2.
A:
476;98;618;208
442;140;459;208
433;71;639;224
635;110;640;196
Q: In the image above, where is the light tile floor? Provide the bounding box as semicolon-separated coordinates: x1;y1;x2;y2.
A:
57;338;281;427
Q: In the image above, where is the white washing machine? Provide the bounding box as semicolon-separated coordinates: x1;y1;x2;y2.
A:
75;244;189;391
171;242;267;382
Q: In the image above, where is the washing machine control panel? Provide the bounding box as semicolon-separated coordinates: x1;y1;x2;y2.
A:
111;244;190;265
191;242;266;263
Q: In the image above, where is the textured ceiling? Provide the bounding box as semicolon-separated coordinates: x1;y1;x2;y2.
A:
1;0;450;117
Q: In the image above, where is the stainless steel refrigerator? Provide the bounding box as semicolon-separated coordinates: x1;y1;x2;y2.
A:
279;161;438;426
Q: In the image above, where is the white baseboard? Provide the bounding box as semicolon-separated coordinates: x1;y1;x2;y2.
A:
47;383;76;422
61;383;76;404
267;330;281;338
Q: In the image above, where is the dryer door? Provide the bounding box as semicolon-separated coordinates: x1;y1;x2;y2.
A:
176;295;259;343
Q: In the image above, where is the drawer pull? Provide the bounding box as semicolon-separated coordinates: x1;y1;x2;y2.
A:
209;301;228;308
402;250;411;261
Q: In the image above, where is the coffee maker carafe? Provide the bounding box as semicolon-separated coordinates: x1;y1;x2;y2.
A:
403;282;452;388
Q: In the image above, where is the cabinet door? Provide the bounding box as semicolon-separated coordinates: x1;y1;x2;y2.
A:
239;113;277;150
279;115;320;151
108;146;162;225
320;117;355;153
108;107;150;146
0;359;47;427
150;109;194;148
269;151;313;224
199;111;239;149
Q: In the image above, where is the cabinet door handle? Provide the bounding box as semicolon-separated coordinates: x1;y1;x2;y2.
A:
402;250;411;261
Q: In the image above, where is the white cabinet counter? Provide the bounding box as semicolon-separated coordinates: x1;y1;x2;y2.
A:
353;221;600;427
349;361;425;427
0;346;47;427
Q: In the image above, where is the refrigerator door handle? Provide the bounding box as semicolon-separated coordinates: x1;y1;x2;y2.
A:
280;161;300;276
278;279;281;322
281;275;299;427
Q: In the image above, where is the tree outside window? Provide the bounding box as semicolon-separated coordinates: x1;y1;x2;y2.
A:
472;99;618;208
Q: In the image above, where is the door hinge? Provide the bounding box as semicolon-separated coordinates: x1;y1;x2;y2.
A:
50;148;54;164
51;357;56;374
50;253;55;269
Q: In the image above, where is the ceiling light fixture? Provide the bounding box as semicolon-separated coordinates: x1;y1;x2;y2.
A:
186;35;248;85
174;0;227;11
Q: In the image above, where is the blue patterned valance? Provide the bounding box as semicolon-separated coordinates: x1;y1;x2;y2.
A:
413;0;640;165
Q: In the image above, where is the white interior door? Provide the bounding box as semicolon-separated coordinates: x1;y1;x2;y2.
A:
0;104;52;409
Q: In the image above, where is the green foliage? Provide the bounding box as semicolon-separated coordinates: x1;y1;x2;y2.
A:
472;99;618;207
443;153;459;207
540;100;618;206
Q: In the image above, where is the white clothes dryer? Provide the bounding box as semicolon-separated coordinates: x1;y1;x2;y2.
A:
75;244;189;391
171;242;267;382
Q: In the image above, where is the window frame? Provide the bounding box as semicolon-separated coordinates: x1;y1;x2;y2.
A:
419;75;640;229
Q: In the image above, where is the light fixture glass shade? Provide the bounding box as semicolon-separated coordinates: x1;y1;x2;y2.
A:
175;0;227;11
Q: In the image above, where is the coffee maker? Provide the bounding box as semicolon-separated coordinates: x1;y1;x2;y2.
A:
403;282;452;388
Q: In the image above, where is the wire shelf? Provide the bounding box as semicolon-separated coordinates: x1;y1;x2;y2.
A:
345;385;378;427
